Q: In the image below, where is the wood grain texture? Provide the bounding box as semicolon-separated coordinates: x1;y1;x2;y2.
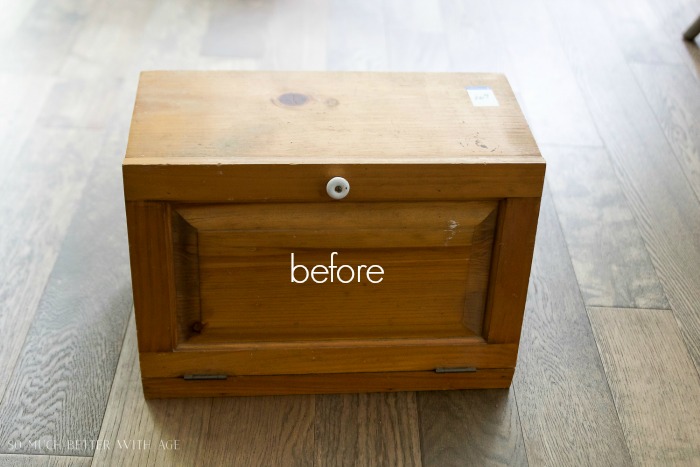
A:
123;71;542;395
262;0;327;70
143;370;514;398
0;73;53;171
135;0;208;72
93;315;315;466
646;0;700;80
140;343;518;378
36;77;121;129
544;144;669;309
483;198;540;344
588;307;700;466
3;1;699;465
0;128;100;406
0;0;96;74
315;392;422;466
123;160;545;202
632;62;700;202
598;0;700;80
0;124;133;456
327;0;387;70
171;210;201;346
178;201;495;343
384;0;450;72
440;0;511;74
493;0;602;147
58;0;155;80
201;0;272;58
418;389;527;467
0;455;90;467
593;0;686;66
545;0;700;373
126;71;540;161
125;201;175;353
513;188;633;466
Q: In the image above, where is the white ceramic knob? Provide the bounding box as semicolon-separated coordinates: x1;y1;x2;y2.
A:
326;176;350;200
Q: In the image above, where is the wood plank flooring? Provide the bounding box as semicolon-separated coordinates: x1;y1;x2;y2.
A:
93;316;316;466
589;307;700;465
315;393;422;466
544;144;669;309
544;0;700;374
417;389;527;466
0;455;91;467
513;188;633;467
1;0;699;465
0;123;133;456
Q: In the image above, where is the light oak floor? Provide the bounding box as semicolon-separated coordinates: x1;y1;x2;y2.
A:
1;0;699;465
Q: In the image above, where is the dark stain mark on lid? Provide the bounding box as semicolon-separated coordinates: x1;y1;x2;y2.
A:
278;93;309;106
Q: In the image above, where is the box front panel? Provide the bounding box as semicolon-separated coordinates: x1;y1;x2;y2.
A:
171;201;497;351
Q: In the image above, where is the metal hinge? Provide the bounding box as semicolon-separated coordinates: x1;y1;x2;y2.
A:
183;374;228;381
434;367;477;373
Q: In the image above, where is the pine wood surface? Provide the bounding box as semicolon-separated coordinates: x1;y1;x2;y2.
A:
124;70;542;397
2;0;700;464
142;370;515;399
122;160;546;202
139;343;518;378
126;71;540;162
176;201;495;344
482;197;540;343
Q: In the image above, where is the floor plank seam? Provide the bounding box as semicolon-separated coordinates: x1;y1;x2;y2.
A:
510;383;531;467
542;1;675;325
660;304;700;385
0;453;93;458
0;257;57;408
617;23;700;378
583;306;636;466
625;57;696;67
90;304;134;458
312;393;317;467
628;60;700;208
586;305;672;311
544;181;636;464
544;180;610;314
538;142;606;151
415;391;427;467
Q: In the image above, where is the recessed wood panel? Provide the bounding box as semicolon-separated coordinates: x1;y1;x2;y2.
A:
171;201;497;345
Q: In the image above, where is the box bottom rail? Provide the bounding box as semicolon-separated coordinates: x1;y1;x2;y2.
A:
142;368;514;398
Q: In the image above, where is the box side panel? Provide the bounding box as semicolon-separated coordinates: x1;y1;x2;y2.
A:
482;197;541;343
125;201;176;353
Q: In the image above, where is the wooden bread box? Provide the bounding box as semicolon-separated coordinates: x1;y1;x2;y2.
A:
123;71;545;398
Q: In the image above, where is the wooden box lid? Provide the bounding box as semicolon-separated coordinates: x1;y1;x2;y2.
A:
123;71;544;201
